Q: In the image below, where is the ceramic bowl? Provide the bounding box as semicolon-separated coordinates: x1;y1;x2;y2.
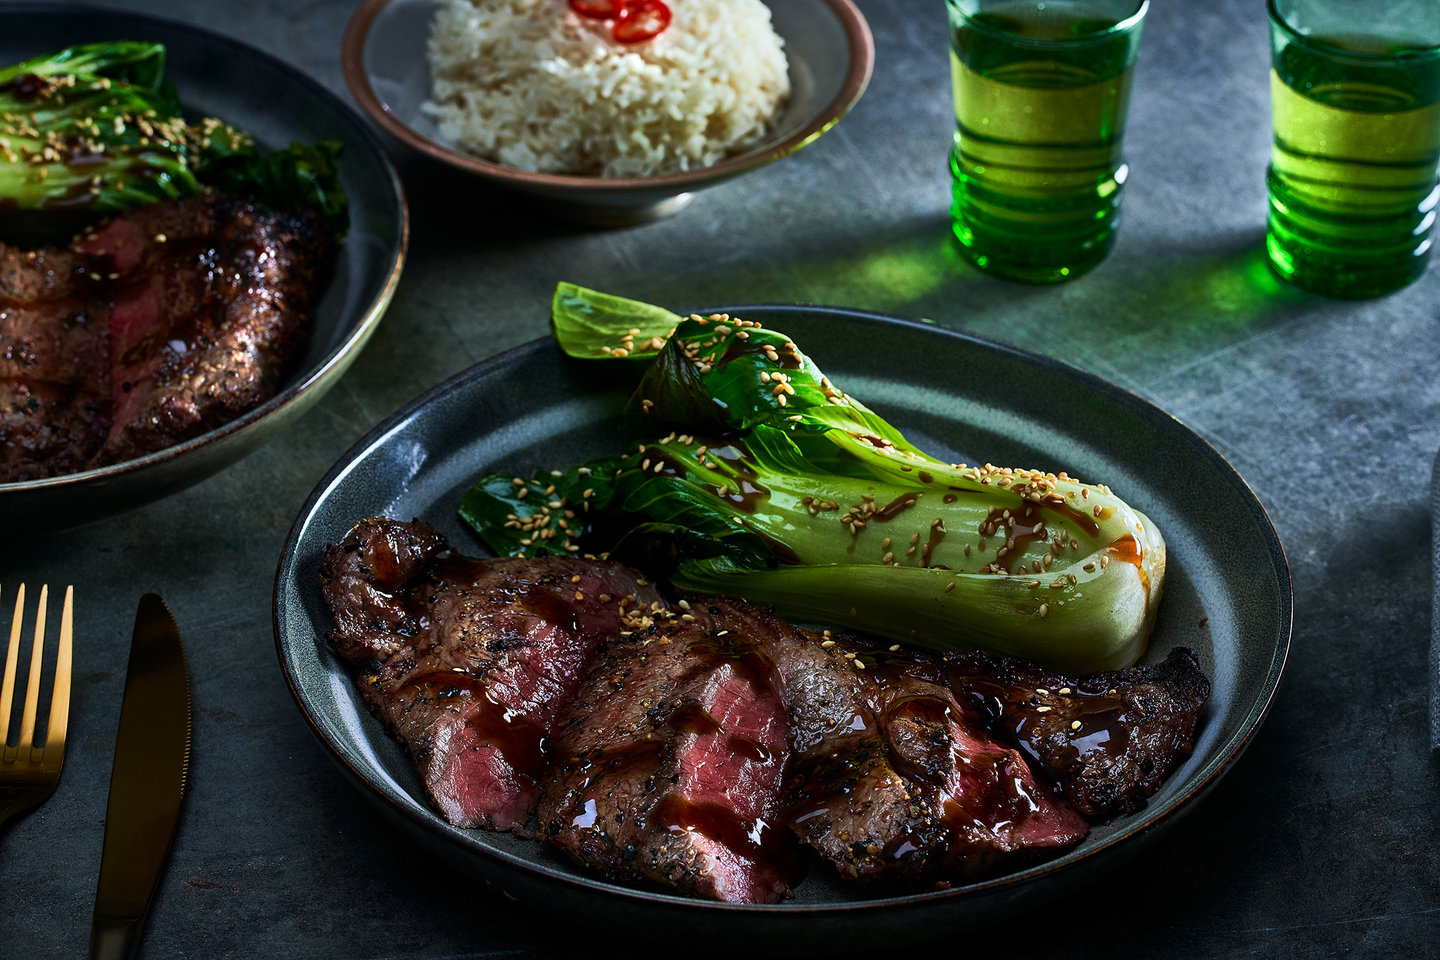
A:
341;0;874;225
0;6;408;533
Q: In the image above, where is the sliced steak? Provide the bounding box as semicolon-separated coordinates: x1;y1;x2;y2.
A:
944;647;1211;819
0;245;109;481
74;194;327;466
538;614;794;904
319;517;664;834
0;194;327;482
608;600;1088;886
747;608;1089;884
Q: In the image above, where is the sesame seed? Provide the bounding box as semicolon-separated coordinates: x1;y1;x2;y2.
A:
1070;720;1082;730
1059;687;1072;695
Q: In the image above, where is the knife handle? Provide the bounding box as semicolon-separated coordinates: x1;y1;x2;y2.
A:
89;916;141;960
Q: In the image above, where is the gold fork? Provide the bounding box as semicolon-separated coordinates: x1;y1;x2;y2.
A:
0;584;74;829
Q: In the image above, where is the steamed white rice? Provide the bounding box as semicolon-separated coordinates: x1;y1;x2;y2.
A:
423;0;790;177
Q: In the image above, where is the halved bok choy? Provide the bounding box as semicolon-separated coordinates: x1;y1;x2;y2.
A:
458;283;1165;673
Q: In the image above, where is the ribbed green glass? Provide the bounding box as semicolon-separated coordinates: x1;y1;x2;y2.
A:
946;0;1146;284
1265;0;1440;298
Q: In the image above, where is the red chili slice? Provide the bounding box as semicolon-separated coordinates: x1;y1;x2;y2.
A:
611;0;671;42
568;0;626;20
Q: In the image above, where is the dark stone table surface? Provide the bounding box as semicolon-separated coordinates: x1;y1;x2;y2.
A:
5;0;1438;956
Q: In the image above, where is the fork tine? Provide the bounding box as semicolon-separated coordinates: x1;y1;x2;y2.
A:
16;584;48;752
43;586;73;768
0;583;23;747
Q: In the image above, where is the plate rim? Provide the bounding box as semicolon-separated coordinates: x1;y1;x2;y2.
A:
274;303;1293;914
0;2;410;494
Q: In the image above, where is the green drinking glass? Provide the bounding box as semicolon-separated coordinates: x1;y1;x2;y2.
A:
1266;0;1440;298
945;0;1148;284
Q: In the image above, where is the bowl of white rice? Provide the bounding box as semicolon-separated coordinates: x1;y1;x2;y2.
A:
342;0;873;224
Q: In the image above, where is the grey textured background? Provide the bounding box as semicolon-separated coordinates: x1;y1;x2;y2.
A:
4;0;1439;956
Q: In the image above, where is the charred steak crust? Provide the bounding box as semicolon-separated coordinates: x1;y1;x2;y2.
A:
944;647;1211;819
538;614;794;904
318;516;664;834
0;194;328;482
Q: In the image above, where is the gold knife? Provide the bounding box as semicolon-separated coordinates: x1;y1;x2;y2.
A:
90;594;192;960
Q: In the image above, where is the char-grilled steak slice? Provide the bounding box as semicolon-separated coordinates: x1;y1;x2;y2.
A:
319;517;664;834
551;599;1086;888
737;604;1089;884
0;245;109;480
538;612;794;904
0;194;326;482
74;194;325;466
944;647;1210;819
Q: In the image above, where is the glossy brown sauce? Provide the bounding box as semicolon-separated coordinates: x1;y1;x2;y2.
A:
961;673;1135;771
3;73;45;101
407;672;551;781
785;650;1046;864
872;492;919;521
716;334;803;372
986;502;1050;573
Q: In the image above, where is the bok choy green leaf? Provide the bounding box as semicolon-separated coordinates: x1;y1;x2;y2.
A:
0;42;347;243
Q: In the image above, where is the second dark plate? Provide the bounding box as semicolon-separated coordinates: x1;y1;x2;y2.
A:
0;5;408;530
274;305;1290;947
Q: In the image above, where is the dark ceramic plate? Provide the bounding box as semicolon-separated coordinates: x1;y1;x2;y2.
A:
0;5;407;531
274;306;1290;948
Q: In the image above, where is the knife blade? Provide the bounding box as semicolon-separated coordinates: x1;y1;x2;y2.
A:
90;594;192;960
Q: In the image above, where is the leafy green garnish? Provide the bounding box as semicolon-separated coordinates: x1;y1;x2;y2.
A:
0;42;346;244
